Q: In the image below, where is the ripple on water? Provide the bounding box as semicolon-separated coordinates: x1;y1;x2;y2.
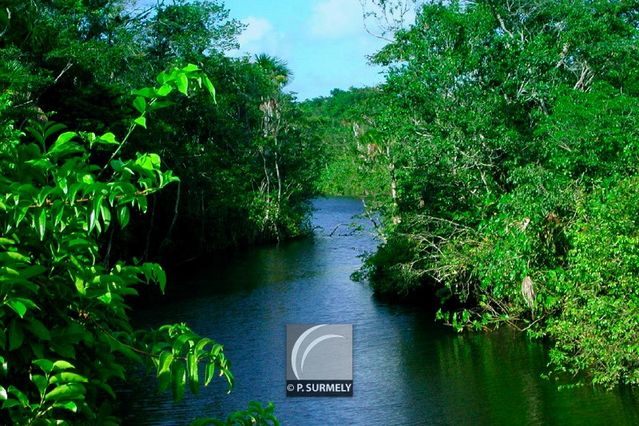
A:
123;197;639;426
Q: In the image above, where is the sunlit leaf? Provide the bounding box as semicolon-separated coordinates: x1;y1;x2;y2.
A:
98;132;119;145
44;383;85;401
176;73;189;95
37;208;46;240
6;299;27;318
134;116;147;128
156;84;172;96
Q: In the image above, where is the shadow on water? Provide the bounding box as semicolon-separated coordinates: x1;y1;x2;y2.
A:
121;197;639;426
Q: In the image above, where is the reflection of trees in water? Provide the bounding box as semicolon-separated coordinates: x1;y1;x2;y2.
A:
394;322;636;425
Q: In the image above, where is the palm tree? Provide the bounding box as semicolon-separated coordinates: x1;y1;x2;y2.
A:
254;53;292;87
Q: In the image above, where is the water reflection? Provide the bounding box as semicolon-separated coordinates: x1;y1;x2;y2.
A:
123;197;639;425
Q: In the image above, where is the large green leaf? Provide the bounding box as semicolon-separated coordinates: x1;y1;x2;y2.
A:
6;299;27;318
176;73;189;95
48;132;83;157
133;97;146;114
44;383;85;402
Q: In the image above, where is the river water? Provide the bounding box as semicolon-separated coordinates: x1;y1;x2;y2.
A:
122;197;638;425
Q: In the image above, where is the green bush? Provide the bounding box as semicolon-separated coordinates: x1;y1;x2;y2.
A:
345;0;639;387
545;177;639;387
0;66;278;424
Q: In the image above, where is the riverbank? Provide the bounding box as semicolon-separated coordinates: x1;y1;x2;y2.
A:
122;198;639;425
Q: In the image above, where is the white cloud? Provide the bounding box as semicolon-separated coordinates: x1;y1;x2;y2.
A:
238;17;274;46
309;0;364;39
231;16;289;59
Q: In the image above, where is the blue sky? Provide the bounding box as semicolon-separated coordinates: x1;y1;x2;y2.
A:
224;0;389;100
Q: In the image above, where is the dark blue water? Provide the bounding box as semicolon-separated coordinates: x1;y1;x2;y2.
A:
122;197;639;425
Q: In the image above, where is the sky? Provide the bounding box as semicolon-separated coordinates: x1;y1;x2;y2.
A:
223;0;389;100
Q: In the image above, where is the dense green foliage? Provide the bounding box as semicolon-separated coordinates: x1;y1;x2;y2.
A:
0;66;277;424
1;0;322;264
311;0;639;388
301;88;386;198
3;0;638;423
0;0;329;422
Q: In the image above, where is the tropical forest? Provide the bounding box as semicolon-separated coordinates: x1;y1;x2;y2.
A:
0;0;638;425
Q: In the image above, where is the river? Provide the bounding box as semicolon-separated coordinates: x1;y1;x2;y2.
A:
122;197;639;425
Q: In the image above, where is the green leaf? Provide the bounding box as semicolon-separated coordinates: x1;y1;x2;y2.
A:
188;352;199;394
83;131;97;147
100;203;112;228
8;386;28;407
155;267;167;293
172;333;192;354
118;206;130;228
53;400;78;413
88;207;97;233
52;360;75;371
172;362;186;401
48;132;83;157
98;291;112;304
157;352;173;392
158;351;173;375
131;87;156;98
202;76;216;102
176;73;189;95
182;64;199;73
44;383;85;401
156;71;169;85
6;299;27;318
134;116;147;128
98;132;119;145
26;158;54;171
195;338;213;354
110;159;125;173
204;361;215;386
33;359;54;374
93;380;116;399
156;84;172;97
0;251;30;263
0;386;6;401
31;374;48;397
135;153;161;171
37;208;46;240
74;276;87;295
43;123;66;141
2;399;21;409
51;342;76;359
53;131;76;146
133;97;147;114
50;372;88;384
149;100;175;111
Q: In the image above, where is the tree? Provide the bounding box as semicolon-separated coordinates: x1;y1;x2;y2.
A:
0;65;278;424
254;54;292;88
340;0;639;387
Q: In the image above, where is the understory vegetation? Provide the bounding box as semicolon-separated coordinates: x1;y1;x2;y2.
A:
1;0;638;423
305;0;639;388
0;0;311;423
